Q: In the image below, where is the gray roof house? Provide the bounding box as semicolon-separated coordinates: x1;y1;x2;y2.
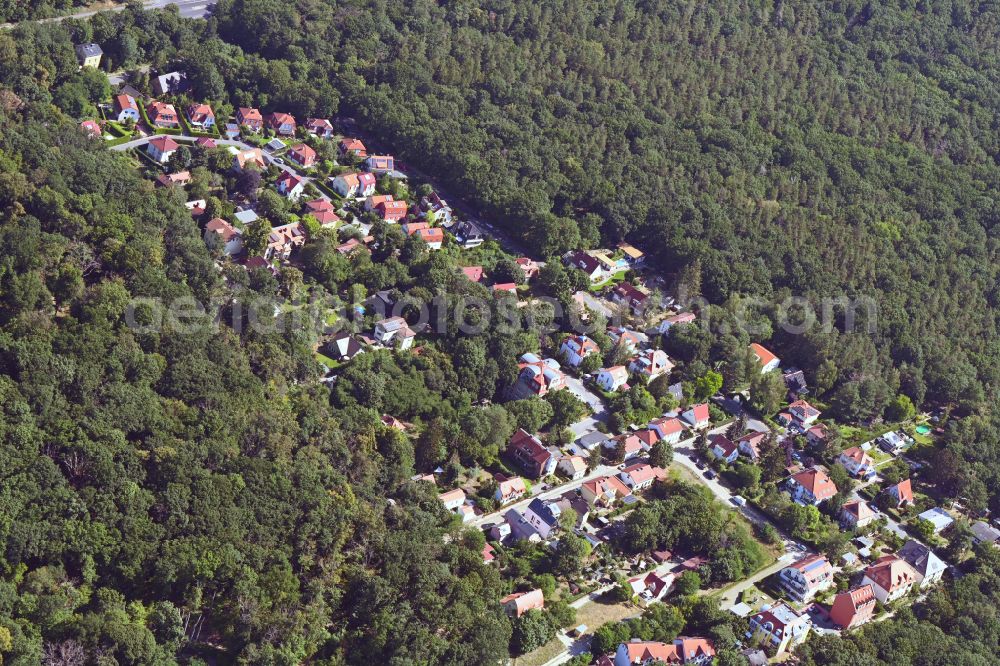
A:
897;540;947;588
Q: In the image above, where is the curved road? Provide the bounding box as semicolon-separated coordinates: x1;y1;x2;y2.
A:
1;1;214;28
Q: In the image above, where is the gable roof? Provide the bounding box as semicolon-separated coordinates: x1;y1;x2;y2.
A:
620;463;666;485
749;342;778;368
148;135;179;152
897;540;947;578
791;467;838;500
461;266;484;282
842;499;876;523
888;478;914;503
865;555;918;593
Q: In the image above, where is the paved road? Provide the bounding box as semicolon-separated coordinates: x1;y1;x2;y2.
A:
1;0;214;28
564;376;608;437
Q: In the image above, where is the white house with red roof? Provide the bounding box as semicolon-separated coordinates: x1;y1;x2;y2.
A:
560;334;600;367
266;112;296;136
364;154;395;173
288;143;317;168
618;463;666;491
614;638;715;666
233;147;265;172
805;423;832;448
146;100;179;128
580;475;632;506
779;399;821;428
838;446;876;479
275;171;305;200
237;107;263;132
681;403;711;429
507;429;557;478
204;218;242;256
265;222;306;260
460;266;483;283
331;172;376;198
558;455;588;481
625;570;674;604
628;348;673;382
146;135;179;163
885;478;914;507
376;199;408;222
736;430;768;460
493;474;527;504
186;103;215;129
710;434;739;464
80;120;102;138
514;353;565;398
655;311;697;336
787;467;838;505
748;602;810;654
438;487;466;512
749;343;780;373
113;93;140;122
305;117;334;138
338;137;367;157
862;555;919;603
500;589;544;618
648;417;685;444
612;282;650;314
841;499;877;529
779;553;834;602
830;585;876;629
597;366;629;393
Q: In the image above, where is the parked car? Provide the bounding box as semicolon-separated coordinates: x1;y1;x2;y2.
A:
731;496;747;507
705;470;717;480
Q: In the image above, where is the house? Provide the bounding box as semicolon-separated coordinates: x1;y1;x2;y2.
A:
778;554;834;602
596;366;629;393
523;498;562;539
612;282;650;314
265;223;306;260
493;283;518;296
401;222;443;249
897;540;947;588
75;43;103;68
749;343;780;373
483;543;496;564
288;143;317;168
805;424;831;448
80;120;102;138
275;172;305;200
655;312;697;336
635;429;660;450
736;431;768;460
364;155;395;173
508;429;558;478
196;137;217;149
885;479;914;507
648;417;685;444
608;327;644;353
747;603;810;653
628;349;673;382
204;218;242;256
234;209;259;227
862;555;919;603
453;220;485;249
460;266;484;283
152;71;188;96
500;589;544;618
306;117;334;138
681;403;711;429
787;467;838;505
618;242;645;266
566;250;609;283
838;447;876;480
625;570;674;604
267;112;297;136
186;103;215;129
222;123;239;139
783;367;808;396
237;107;264;132
560;335;600;367
830;585;877;630
494;475;527;504
577;431;612;452
840;500;877;529
146;101;179;128
322;332;366;362
618;463;666;491
710;435;739;464
376;199;408;222
373;316;416;350
146;135;179;163
778;399;821;428
972;521;1000;547
558;456;587;481
233;148;266;172
304;199;340;227
515;353;566;398
331;172;376;198
419;191;453;223
917;507;954;534
609;433;647;460
613;638;715;666
580;475;631;506
439;488;466;511
113;94;140;123
339;137;368;157
515;257;541;281
156;171;190;188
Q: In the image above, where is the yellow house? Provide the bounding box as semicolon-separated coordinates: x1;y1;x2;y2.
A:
75;43;103;68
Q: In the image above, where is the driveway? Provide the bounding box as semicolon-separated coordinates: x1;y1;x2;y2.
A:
564;377;608;438
574;290;613;319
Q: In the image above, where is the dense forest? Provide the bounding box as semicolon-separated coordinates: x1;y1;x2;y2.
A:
0;0;999;663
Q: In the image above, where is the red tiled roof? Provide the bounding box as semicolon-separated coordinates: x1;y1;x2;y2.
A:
749;342;778;368
791;467;838;500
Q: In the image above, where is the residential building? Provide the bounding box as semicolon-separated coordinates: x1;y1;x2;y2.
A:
75;43;103;68
655;312;697;336
500;589;544;618
749;343;780;373
507;429;557;478
787;467;838;505
186;103;215;129
829;585;877;630
303;199;340;227
805;423;831;448
617;242;645;266
453;220;485;248
402;222;444;249
196;137;217;149
648;417;685;444
376;199;408;222
618;463;666;491
288;143;317;168
152;71;188;96
917;507;954;534
267;112;297;136
146;101;179;128
419;191;453;223
364;154;395;172
515;353;565;398
203;218;242;256
233;148;266;172
838;446;876;479
322;332;366;362
566;250;609;283
373;316;415;350
625;571;674;604
885;478;914;507
613;638;715;666
494;475;527;504
778;554;834;602
460;266;483;283
523;498;562;539
265;222;306;260
306;117;334;138
897;540;947;588
608;326;644;353
736;431;768;460
80;120;102;138
840;500;877;529
580;475;631;506
338;137;367;157
710;435;738;464
515;256;541;281
237;107;264;132
610;433;647;459
628;349;673;382
747;603;810;653
862;555;919;603
146;135;179;163
783;367;808;396
596;366;629;393
558;456;587;481
612;282;650;314
439;487;466;511
113;94;140;123
494;283;518;296
560;335;600;367
275;172;305;200
681;403;711;429
972;521;1000;547
156;171;190;188
778;399;821;428
331;172;374;198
